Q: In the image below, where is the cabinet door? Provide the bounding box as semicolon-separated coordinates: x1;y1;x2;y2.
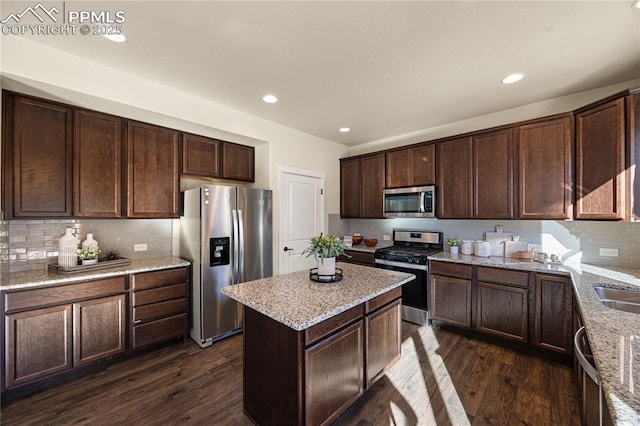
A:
517;116;573;219
534;275;573;354
126;120;180;218
385;148;410;188
73;294;126;365
74;109;123;217
437;137;473;218
365;299;401;388
430;274;472;327
477;282;528;342
386;144;436;188
182;133;220;178
4;93;73;217
305;320;364;426
473;128;514;218
222;141;254;182
340;157;362;218
361;153;385;218
5;305;72;388
575;98;625;219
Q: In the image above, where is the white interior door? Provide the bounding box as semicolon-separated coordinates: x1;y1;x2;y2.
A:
279;167;325;274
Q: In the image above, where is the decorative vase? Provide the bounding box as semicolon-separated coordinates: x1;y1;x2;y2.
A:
450;246;459;254
82;233;98;249
58;228;78;268
82;258;98;265
316;256;336;276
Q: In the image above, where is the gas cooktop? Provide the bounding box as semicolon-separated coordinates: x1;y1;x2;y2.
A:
374;229;443;265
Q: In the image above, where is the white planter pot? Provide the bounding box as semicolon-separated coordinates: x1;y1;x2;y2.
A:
450;246;459;254
82;258;98;265
316;256;336;276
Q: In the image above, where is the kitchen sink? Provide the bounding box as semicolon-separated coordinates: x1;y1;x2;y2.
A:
593;286;640;314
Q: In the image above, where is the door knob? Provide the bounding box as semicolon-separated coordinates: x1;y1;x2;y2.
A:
283;246;294;252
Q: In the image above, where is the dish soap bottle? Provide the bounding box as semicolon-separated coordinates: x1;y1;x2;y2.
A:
82;233;98;249
58;228;78;268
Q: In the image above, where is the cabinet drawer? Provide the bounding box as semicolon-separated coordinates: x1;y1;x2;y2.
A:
131;313;187;348
429;261;472;279
4;277;127;313
132;267;188;290
366;287;401;314
132;283;187;307
305;304;364;346
133;298;188;323
340;250;375;266
477;266;528;288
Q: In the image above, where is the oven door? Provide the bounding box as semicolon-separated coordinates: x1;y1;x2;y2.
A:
374;259;429;325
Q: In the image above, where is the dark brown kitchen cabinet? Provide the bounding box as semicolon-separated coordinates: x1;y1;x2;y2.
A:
130;267;189;349
575;97;626;220
517;115;573;219
182;133;221;178
437;137;473;218
338;249;375;266
429;262;473;328
74;109;123;217
534;274;573;355
385;143;435;188
222;141;255;182
365;298;401;387
2;92;73;218
340;153;385;218
126;120;180;218
73;294;126;365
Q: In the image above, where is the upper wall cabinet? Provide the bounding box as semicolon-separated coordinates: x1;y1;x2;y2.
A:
74;110;123;218
575;97;626;220
126;121;180;218
385;143;435;188
437;137;474;218
516;115;573;219
3;92;73;218
182;133;221;178
340;153;385;218
222;141;255;182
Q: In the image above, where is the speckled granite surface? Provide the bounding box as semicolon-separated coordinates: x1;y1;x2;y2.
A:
429;252;640;425
0;256;191;291
221;263;413;331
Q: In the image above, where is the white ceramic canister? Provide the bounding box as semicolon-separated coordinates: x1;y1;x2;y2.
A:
473;240;491;257
82;233;99;249
58;228;78;268
461;240;474;255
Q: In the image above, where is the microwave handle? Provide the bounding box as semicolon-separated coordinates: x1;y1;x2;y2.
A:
420;192;426;213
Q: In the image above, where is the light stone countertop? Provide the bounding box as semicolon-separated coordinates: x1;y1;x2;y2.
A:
428;252;640;425
0;256;191;291
221;263;414;331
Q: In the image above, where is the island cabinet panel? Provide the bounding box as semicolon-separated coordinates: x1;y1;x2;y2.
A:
534;274;573;355
3;92;73;218
221;141;255;182
385;143;435;188
517;115;573;219
181;133;221;178
476;282;528;343
437;137;474;218
73;109;123;217
305;320;364;426
575;97;626;220
430;274;472;328
125;120;180;218
473;128;514;219
365;299;401;388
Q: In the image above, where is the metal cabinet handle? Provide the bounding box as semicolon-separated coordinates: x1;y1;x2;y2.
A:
134;319;142;324
574;326;600;385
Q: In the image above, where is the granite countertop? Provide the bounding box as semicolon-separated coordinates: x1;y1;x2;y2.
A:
221;263;413;331
0;256;191;291
428;252;640;425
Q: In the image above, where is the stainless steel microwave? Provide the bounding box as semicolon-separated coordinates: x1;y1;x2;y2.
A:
383;185;436;218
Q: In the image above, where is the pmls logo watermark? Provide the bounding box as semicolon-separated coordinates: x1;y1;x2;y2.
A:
1;2;126;37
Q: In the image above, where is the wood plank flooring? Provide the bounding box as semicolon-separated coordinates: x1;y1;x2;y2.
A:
1;322;580;425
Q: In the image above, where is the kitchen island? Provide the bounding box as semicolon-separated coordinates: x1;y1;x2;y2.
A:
221;263;414;426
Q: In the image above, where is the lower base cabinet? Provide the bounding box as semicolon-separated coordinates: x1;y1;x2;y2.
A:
534;274;573;354
365;300;401;387
73;294;126;365
477;282;528;342
430;274;472;328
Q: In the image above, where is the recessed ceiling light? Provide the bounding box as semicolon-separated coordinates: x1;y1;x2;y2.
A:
262;94;278;104
502;73;525;84
339;127;351;133
102;33;127;43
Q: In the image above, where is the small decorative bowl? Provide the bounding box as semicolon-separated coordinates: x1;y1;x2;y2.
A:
352;236;363;245
364;238;378;247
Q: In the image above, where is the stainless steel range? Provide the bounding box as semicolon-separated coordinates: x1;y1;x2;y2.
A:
374;229;443;325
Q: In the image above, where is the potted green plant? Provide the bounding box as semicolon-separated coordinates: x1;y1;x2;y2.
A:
77;246;101;265
446;237;460;255
302;234;348;276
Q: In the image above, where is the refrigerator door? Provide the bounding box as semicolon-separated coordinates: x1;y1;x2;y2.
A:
200;185;239;340
237;188;274;284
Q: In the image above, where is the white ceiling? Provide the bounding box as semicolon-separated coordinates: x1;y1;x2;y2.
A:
5;1;640;146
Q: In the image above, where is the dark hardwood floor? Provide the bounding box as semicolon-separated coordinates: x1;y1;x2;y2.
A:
1;323;579;425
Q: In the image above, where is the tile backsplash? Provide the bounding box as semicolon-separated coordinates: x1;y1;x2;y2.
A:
3;218;174;273
329;215;640;268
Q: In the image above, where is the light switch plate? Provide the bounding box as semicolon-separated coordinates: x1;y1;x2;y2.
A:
383;235;391;241
599;248;619;257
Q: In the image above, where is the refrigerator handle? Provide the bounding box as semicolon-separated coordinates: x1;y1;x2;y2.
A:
232;209;240;284
237;209;245;283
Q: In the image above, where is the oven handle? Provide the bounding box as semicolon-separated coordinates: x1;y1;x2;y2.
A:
374;258;428;271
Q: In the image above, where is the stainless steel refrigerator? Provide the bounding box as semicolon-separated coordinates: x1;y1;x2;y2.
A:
180;185;273;348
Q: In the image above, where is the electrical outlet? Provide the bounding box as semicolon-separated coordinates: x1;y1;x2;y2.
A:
383;235;391;241
599;248;619;257
134;243;148;252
